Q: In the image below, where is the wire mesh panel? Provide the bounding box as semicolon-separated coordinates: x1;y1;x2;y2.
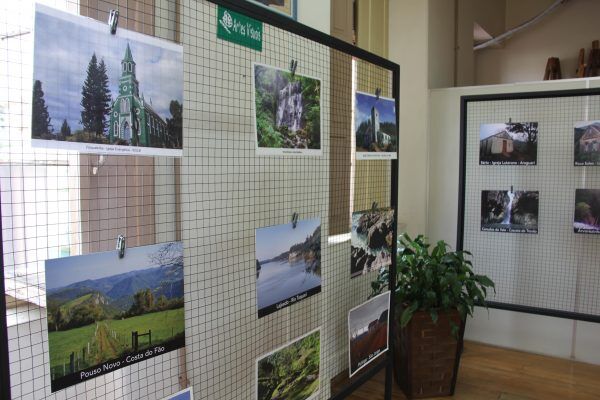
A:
461;92;600;320
1;0;399;399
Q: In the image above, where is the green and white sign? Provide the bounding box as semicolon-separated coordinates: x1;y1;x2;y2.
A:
217;6;263;51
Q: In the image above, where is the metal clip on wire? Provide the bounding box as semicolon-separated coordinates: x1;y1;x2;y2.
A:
375;88;381;101
116;235;126;258
108;10;119;35
372;202;378;212
292;212;299;229
290;59;298;77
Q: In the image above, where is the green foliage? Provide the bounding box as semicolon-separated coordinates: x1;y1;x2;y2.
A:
166;100;183;148
60;119;71;138
371;234;495;330
32;80;51;137
80;54;112;136
257;331;320;400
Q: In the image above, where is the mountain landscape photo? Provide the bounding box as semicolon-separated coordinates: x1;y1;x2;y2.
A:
45;241;185;381
256;219;321;316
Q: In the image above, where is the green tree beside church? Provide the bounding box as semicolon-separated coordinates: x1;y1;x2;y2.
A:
80;54;111;138
32;80;51;137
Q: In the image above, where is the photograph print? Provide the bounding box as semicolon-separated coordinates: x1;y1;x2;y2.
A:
348;292;390;377
32;5;183;157
255;218;321;317
257;328;320;400
354;91;398;160
247;0;297;19
574;121;600;166
481;190;539;234
574;189;600;234
253;63;322;156
45;241;185;392
351;208;394;278
479;122;538;165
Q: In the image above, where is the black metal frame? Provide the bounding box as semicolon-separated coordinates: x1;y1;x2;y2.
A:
207;1;400;399
458;87;600;324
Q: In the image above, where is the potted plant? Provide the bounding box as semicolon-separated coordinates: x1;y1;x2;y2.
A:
371;234;495;399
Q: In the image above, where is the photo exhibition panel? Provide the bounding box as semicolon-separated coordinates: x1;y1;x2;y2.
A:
1;0;399;400
463;94;600;320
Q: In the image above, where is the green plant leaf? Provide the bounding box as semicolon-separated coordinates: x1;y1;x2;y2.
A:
429;309;438;325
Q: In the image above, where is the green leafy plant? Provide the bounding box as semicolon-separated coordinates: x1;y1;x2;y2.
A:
371;233;495;334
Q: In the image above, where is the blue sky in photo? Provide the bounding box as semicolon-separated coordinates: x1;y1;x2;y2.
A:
33;7;183;133
355;92;396;127
256;218;320;262
45;242;182;290
479;123;508;140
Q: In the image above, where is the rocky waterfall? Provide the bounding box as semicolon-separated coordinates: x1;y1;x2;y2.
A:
276;81;303;132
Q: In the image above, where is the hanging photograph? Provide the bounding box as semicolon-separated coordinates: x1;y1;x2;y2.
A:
45;241;185;392
351;208;394;278
257;328;320;400
481;190;539;234
247;0;297;19
574;189;600;234
574;121;600;166
253;63;322;156
354;91;398;160
479;122;538;165
163;387;194;400
255;218;321;317
32;5;183;157
348;292;390;377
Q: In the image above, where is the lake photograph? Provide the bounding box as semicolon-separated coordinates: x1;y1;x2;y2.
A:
255;218;321;317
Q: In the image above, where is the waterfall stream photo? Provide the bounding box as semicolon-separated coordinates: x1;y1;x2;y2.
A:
253;63;322;156
481;190;539;233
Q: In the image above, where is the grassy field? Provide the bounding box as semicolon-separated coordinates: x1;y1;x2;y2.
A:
49;308;184;378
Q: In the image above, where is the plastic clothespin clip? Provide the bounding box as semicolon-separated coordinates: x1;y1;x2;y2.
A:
372;202;378;212
116;234;126;258
108;10;119;35
292;212;299;229
290;60;298;77
510;185;514;194
375;88;381;101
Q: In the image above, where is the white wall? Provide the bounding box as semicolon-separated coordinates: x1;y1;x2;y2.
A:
389;0;430;236
475;0;600;85
428;77;600;365
297;0;330;34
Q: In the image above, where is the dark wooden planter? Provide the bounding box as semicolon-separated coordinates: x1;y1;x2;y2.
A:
394;309;465;399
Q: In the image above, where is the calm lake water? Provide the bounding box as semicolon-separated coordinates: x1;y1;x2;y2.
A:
257;259;321;309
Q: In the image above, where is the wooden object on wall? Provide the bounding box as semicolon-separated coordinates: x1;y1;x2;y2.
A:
543;57;562;80
584;40;600;77
576;48;586;78
331;0;354;44
355;0;389;58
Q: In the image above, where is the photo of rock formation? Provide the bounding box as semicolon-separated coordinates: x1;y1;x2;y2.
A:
351;209;394;278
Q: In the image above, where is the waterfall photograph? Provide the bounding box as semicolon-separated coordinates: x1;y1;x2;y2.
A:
481;190;539;233
255;219;321;317
479;122;538;165
348;292;389;377
574;189;600;234
354;91;398;160
253;63;322;156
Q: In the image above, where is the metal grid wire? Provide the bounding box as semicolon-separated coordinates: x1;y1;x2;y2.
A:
1;0;396;399
463;95;600;318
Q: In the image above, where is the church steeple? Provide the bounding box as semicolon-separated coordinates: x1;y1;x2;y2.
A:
121;43;136;77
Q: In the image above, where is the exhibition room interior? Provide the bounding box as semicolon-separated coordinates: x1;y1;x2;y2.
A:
1;0;600;399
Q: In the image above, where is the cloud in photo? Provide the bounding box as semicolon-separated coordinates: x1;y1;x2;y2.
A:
355;92;396;126
33;8;183;133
